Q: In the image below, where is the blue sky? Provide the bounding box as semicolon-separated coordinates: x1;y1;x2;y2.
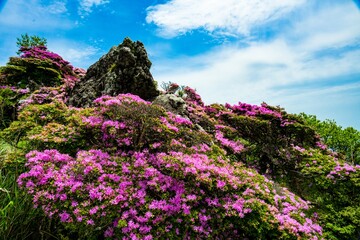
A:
0;0;359;129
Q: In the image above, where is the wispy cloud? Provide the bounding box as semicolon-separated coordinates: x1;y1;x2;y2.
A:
146;0;307;37
0;0;71;29
154;40;359;103
78;0;110;16
46;1;68;14
286;2;360;52
0;0;74;65
150;1;360;128
48;40;100;69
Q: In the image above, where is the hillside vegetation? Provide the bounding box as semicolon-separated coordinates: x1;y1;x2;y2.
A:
0;37;359;240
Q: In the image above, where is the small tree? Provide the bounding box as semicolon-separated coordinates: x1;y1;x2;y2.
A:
16;34;47;54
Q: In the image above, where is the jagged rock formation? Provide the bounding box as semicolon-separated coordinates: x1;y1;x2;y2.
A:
68;38;159;107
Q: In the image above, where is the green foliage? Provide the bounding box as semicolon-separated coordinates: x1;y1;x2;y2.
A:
298;113;360;164
0;57;62;90
296;148;360;239
0;139;57;240
220;112;317;176
0;88;17;130
0;167;42;240
1;100;90;155
200;102;360;239
0;87;29;130
16;33;47;54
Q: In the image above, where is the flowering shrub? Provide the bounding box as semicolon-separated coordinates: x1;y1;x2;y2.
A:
214;125;244;154
6;92;324;239
18;148;322;239
0;46;82;91
0;46;84;136
187;95;360;239
206;102;319;176
297;149;360;239
17;86;68;110
184;86;204;106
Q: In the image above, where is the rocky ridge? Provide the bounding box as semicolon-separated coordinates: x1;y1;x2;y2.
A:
68;37;159;107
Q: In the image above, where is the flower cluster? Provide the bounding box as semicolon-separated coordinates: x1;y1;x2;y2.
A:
0;85;30;94
18;87;67;110
184;86;204;106
94;93;150;107
20;46;71;72
326;162;360;180
214;125;244;154
225;102;282;119
18;148;322;239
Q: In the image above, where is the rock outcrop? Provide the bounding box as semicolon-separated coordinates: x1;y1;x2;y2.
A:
68;38;159;107
152;94;188;116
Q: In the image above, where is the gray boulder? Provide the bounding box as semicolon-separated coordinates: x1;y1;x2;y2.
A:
68;38;159;107
152;94;188;116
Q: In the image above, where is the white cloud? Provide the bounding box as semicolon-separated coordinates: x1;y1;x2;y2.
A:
146;0;307;37
153;41;360;103
287;1;360;52
48;40;100;69
0;0;71;29
151;1;360;129
78;0;110;15
46;1;68;14
0;0;73;66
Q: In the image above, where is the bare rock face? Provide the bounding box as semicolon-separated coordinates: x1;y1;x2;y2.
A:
152;94;188;116
68;38;159;107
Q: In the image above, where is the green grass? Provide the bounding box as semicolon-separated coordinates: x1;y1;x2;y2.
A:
0;139;62;240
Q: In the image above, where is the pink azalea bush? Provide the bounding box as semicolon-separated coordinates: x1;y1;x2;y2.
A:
19;46;82;88
11;94;325;239
18;148;322;239
178;89;360;239
0;45;84;91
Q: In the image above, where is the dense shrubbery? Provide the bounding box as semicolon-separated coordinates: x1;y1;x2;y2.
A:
0;39;85;131
0;46;83;91
4;94;323;239
0;42;359;239
298;113;360;165
0;86;29;130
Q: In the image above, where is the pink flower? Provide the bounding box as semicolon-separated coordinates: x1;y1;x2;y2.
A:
104;227;114;237
59;212;70;222
216;180;226;189
89;206;99;215
87;219;95;225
